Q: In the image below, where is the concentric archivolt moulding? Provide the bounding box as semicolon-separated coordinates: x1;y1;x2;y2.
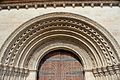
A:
0;12;120;80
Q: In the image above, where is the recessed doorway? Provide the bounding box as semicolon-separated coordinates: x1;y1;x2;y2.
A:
37;50;84;80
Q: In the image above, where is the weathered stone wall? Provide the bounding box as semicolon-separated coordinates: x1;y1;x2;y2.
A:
0;7;120;80
0;7;120;49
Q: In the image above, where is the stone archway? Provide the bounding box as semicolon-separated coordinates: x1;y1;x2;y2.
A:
0;12;120;80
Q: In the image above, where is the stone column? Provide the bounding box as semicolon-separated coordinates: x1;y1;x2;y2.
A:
0;64;3;79
7;66;12;80
93;68;100;80
24;68;29;80
9;67;15;80
20;68;27;80
1;65;8;80
98;68;104;80
94;73;100;80
103;67;109;80
26;70;36;80
113;64;120;80
107;66;114;80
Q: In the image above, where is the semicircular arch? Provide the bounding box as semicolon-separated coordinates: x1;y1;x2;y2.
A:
0;12;120;80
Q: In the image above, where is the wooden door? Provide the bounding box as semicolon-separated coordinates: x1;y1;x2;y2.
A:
38;50;83;80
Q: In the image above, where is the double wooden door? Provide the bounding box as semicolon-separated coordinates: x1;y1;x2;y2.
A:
38;50;83;80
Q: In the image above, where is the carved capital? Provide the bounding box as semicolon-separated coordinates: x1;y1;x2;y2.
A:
107;66;115;75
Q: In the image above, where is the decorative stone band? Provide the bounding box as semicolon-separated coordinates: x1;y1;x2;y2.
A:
0;1;120;10
93;64;120;80
0;64;29;80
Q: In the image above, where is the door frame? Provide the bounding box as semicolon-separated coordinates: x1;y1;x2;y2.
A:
37;49;84;80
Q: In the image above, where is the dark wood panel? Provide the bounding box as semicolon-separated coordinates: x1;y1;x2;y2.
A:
38;50;83;80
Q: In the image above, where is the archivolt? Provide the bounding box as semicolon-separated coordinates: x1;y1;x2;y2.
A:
0;12;120;70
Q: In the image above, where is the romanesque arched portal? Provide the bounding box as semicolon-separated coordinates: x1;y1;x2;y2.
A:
0;12;120;80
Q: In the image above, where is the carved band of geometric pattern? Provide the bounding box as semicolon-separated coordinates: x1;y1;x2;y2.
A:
2;17;118;67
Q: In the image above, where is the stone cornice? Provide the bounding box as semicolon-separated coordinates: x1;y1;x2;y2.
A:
0;0;120;10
